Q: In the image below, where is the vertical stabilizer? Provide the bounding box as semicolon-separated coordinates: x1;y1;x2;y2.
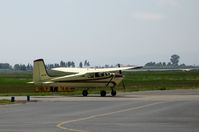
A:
33;59;51;83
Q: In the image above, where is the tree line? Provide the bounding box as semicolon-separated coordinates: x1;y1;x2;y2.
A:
47;60;90;69
0;60;91;71
0;54;197;71
144;54;188;68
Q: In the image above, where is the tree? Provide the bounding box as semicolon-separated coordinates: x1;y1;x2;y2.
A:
14;64;20;70
170;54;180;66
54;63;59;67
87;61;90;67
21;64;26;71
84;60;88;67
167;62;172;66
71;61;75;67
84;60;90;67
60;61;66;67
162;62;166;67
26;64;33;71
67;61;71;67
145;62;156;66
79;62;83;68
156;62;163;67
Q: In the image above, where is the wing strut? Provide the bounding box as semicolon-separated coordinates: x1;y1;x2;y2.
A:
105;75;115;88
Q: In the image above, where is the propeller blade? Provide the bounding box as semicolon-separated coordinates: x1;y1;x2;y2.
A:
118;64;122;74
118;63;125;91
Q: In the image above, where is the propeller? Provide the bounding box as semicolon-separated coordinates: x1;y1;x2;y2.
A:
118;64;126;92
118;64;122;74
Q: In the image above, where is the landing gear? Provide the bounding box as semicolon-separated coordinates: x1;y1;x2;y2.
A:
82;90;88;96
100;90;106;97
111;90;117;96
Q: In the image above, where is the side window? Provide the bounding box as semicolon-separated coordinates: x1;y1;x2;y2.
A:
105;72;110;76
95;73;100;78
88;73;94;78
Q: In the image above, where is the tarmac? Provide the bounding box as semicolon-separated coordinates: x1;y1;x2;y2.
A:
0;89;199;132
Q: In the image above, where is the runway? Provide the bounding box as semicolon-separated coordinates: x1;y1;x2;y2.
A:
0;89;199;132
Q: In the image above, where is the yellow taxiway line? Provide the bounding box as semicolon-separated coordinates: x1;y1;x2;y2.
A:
56;102;163;132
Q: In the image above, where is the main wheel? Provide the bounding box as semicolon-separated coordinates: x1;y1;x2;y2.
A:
82;90;88;96
100;90;106;97
111;90;117;96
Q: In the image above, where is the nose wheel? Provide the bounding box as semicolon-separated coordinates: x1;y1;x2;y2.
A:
111;90;117;96
82;90;88;96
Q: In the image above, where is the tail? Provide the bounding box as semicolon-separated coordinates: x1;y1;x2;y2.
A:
33;59;51;83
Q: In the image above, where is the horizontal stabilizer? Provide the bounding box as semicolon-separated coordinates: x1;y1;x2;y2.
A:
27;82;34;84
42;81;54;84
27;81;53;84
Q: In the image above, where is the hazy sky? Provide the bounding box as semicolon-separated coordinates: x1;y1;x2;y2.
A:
0;0;198;66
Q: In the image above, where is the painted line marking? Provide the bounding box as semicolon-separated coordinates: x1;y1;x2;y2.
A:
56;102;163;132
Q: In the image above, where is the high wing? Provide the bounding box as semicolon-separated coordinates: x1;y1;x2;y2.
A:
52;68;90;74
51;73;86;81
52;66;142;74
126;68;193;72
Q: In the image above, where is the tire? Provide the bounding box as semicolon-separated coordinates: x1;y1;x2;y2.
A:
100;90;106;97
82;90;88;96
111;90;117;96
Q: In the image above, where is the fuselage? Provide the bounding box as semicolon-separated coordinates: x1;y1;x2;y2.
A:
36;73;123;88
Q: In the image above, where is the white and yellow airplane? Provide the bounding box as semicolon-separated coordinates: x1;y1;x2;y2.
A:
30;59;141;96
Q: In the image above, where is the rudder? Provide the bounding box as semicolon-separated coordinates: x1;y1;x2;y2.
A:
33;59;51;83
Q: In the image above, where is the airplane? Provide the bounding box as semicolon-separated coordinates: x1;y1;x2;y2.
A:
29;59;142;97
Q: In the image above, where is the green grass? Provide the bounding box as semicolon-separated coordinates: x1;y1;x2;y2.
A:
0;99;14;105
0;72;34;94
0;70;199;96
119;70;199;92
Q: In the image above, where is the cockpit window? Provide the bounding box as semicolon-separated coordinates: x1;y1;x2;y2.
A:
95;73;100;78
94;72;111;78
87;73;95;78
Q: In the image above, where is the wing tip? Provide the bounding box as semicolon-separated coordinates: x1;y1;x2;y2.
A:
34;59;44;62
